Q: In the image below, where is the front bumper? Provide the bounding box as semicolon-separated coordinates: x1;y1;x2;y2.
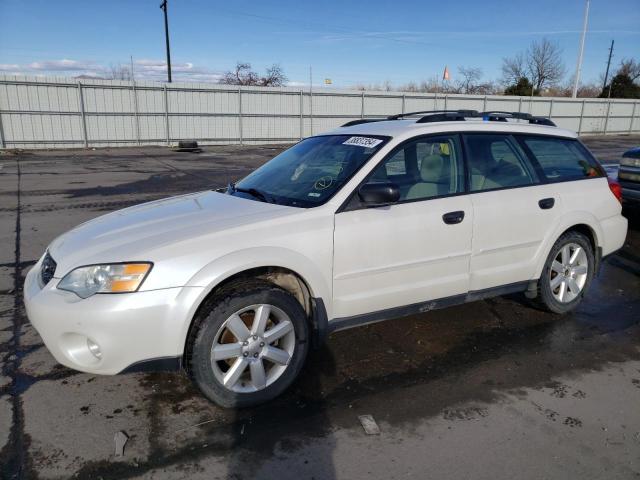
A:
23;264;204;375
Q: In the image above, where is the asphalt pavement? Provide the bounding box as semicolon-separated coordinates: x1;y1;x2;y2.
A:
0;135;639;480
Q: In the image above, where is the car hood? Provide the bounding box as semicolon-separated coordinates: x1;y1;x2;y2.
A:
48;191;295;277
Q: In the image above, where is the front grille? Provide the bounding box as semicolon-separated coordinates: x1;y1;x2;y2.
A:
40;251;57;285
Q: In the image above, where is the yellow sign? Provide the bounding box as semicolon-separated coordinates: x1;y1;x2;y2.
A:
324;78;332;85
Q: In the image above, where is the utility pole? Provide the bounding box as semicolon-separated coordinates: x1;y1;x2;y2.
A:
572;0;590;98
602;39;614;93
159;0;172;82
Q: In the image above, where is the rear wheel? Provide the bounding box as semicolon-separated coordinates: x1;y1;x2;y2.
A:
188;280;309;407
537;231;594;314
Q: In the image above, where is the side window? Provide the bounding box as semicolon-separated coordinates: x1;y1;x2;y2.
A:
463;134;538;192
521;136;602;182
367;135;464;202
383;149;407;178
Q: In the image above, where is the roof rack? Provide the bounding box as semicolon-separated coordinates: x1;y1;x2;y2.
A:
387;109;479;120
340;119;387;127
340;109;556;127
479;111;556;127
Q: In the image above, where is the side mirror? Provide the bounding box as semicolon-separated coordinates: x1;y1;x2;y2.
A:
358;182;400;206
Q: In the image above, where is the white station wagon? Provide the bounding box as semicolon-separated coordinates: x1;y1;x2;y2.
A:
24;110;628;407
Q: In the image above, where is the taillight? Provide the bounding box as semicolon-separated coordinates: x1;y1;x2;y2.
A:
608;177;623;203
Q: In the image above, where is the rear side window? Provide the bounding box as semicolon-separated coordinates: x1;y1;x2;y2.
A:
520;137;602;182
463;134;539;192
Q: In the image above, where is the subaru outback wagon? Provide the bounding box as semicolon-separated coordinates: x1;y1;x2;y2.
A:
24;110;628;407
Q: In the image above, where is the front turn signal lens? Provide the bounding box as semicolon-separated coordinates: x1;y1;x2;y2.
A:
58;263;152;298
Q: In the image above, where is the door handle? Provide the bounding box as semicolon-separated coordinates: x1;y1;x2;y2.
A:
442;210;465;225
538;198;555;210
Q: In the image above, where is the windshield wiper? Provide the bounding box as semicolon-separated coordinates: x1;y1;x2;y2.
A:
228;183;275;204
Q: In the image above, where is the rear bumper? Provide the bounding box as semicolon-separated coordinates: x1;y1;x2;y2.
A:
599;214;628;257
23;264;203;374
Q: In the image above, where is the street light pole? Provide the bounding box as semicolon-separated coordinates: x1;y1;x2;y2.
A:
160;0;172;83
571;0;590;98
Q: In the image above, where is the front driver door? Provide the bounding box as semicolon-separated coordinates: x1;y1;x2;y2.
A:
332;134;473;319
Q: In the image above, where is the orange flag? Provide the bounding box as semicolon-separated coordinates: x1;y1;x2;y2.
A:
443;66;450;81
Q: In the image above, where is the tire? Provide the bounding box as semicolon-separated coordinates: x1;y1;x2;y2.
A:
187;279;309;408
536;231;595;314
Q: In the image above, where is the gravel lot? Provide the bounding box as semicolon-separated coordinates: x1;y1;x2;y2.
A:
1;135;639;480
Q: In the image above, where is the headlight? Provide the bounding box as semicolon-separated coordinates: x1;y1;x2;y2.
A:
620;157;640;168
58;263;152;298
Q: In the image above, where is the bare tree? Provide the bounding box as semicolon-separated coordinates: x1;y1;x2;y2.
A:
502;38;565;91
501;53;526;86
527;38;565;90
220;62;287;87
453;66;498;94
260;64;288;87
106;63;132;81
455;66;481;93
618;58;640;83
220;62;259;86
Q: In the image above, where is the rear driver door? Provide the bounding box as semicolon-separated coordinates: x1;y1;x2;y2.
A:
463;133;562;290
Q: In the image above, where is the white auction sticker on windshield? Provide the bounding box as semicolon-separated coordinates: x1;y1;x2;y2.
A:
343;136;383;148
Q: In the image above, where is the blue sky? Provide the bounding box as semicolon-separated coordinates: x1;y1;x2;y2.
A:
0;0;638;88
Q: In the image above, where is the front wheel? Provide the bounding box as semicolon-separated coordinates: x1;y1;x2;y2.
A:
188;280;309;407
537;231;595;314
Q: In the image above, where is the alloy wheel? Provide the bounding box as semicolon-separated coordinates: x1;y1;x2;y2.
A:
210;304;296;393
549;242;589;303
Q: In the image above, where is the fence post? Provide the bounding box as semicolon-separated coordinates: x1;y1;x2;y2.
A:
309;90;313;136
548;98;554;119
299;90;303;140
132;80;140;146
0;110;5;148
401;94;406;114
238;87;243;145
163;84;170;145
578;100;586;135
444;94;448;110
629;101;637;134
603;100;611;134
361;91;365;119
77;81;88;148
518;97;523;113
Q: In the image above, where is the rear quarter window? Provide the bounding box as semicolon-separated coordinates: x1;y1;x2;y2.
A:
520;136;603;182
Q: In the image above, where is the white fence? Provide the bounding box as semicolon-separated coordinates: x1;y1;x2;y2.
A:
0;75;639;149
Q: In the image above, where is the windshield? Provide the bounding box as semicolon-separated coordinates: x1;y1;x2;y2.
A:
231;134;389;207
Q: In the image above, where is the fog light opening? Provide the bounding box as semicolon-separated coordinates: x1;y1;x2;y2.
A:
87;338;102;359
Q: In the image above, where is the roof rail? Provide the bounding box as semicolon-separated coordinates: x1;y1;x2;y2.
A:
479;111;556;127
415;111;480;123
387;109;478;120
340;109;556;128
340;119;386;127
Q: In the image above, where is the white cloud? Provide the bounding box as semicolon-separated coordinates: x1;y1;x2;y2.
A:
0;58;222;82
0;63;21;71
131;59;220;81
28;59;104;71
